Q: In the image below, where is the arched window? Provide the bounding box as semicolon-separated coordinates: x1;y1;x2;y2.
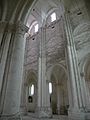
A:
49;82;52;94
29;84;34;96
31;84;34;95
51;12;56;22
28;21;39;36
35;24;38;33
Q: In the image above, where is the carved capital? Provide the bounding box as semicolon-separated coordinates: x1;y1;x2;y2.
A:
15;21;29;35
0;21;29;34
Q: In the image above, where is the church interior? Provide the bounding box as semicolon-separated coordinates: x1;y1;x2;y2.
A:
0;0;90;120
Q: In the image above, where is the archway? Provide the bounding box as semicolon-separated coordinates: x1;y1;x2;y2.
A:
49;65;69;115
26;70;37;113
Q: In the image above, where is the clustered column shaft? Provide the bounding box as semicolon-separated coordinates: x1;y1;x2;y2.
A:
0;22;28;120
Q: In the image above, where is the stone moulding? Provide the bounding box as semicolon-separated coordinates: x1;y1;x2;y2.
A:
0;115;21;120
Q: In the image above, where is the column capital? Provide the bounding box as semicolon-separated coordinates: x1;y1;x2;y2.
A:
15;21;29;35
0;21;29;34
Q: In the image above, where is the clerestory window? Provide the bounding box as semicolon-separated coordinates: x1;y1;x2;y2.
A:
51;12;56;22
35;24;38;33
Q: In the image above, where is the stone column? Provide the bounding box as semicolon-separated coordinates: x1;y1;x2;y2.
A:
57;85;60;115
0;22;7;46
26;85;29;112
65;47;73;110
85;81;90;109
64;12;85;120
36;27;51;118
0;22;11;93
20;81;28;115
0;23;13;114
0;22;28;120
20;69;29;115
34;82;37;110
46;80;52;114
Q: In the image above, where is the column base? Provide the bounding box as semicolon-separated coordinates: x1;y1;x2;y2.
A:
20;105;27;116
0;114;21;120
83;107;90;120
35;107;52;118
85;112;90;120
56;107;60;115
68;108;85;120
